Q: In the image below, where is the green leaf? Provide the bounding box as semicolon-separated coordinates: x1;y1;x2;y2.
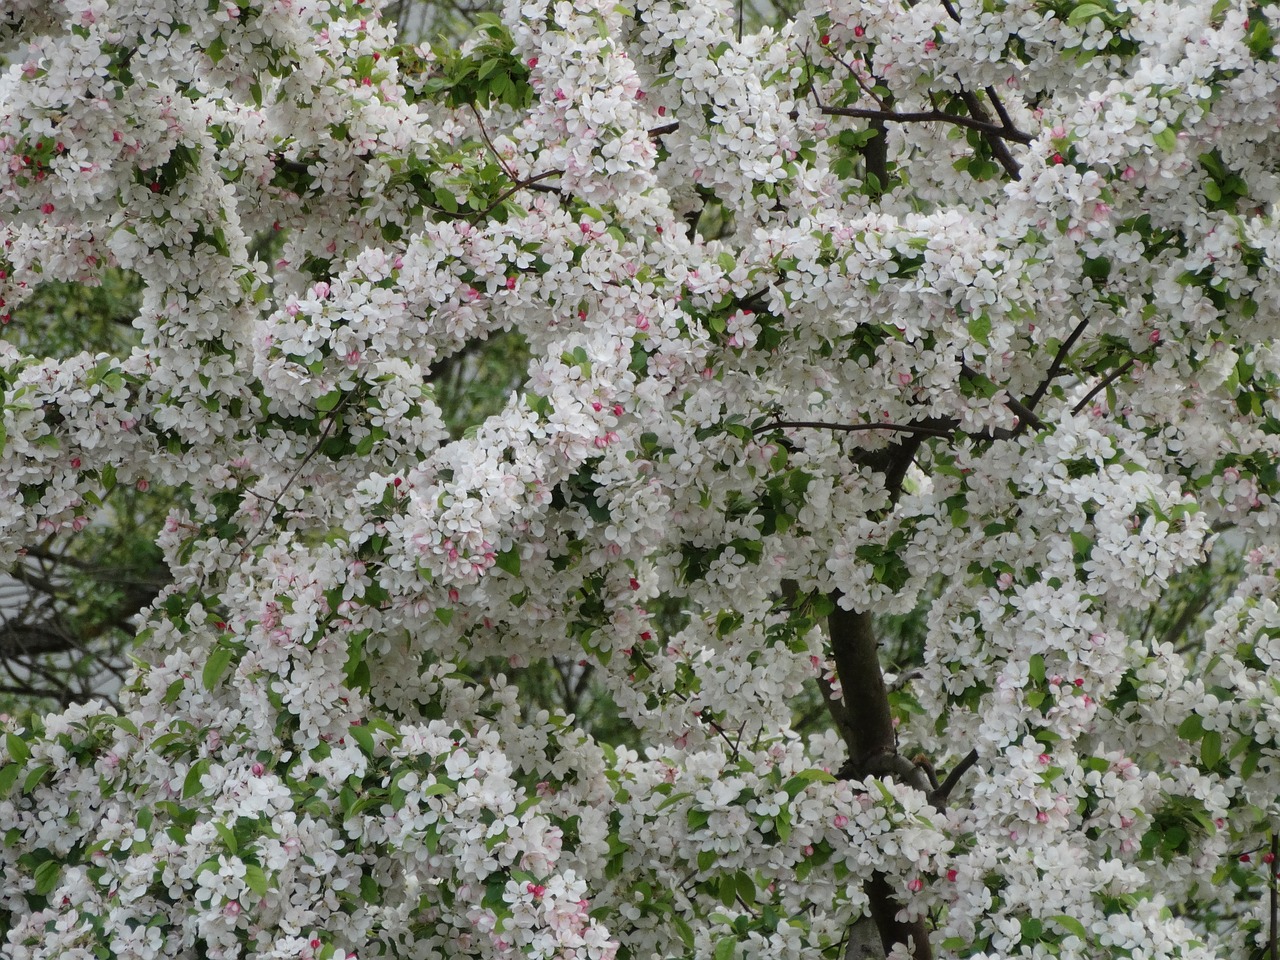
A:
0;763;20;797
348;723;376;755
202;644;234;691
713;937;736;960
316;389;344;413
673;914;695;948
214;820;238;853
968;313;992;347
1067;2;1106;24
183;758;211;799
1241;746;1261;781
718;874;736;908
1052;914;1089;940
5;732;29;765
495;548;521;576
22;764;49;793
360;871;381;903
245;863;269;896
33;859;61;896
1200;730;1221;768
1152;127;1178;152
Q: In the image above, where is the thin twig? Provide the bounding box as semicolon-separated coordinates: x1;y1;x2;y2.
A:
468;103;519;182
464;168;566;219
1025;317;1091;411
1071;358;1136;414
930;748;979;805
960;362;1044;432
755;419;956;439
1270;830;1277;960
984;85;1016;131
819;104;1033;145
239;392;354;555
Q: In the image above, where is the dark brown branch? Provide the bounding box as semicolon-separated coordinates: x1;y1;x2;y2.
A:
465;168;567;219
955;90;1024;179
929;749;979;810
960;363;1044;435
820;104;1032;146
757;420;957;439
1270;830;1277;960
469;103;519;182
830;603;933;960
829;608;894;766
984;85;1017;131
0;623;76;659
936;0;1026;180
1025;317;1090;411
1071;358;1136;414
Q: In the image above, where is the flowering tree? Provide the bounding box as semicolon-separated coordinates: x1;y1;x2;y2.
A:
2;0;1279;957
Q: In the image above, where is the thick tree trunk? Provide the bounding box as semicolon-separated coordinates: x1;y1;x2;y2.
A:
828;605;933;960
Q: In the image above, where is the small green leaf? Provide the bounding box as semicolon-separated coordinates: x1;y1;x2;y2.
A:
202;644;234;691
183;759;210;799
1152;127;1178;152
968;313;992;347
245;863;269;896
214;820;238;853
713;938;736;960
1052;914;1089;940
5;732;29;765
1067;2;1106;24
495;548;521;576
316;390;343;413
1201;730;1221;768
33;859;61;896
348;724;376;755
22;764;49;793
673;914;695;948
718;874;736;908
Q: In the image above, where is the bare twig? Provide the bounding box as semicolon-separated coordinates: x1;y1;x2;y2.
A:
468;103;519;182
1071;358;1136;415
929;749;979;809
819;104;1032;146
756;419;956;439
1271;829;1278;960
1025;317;1090;411
960;363;1044;433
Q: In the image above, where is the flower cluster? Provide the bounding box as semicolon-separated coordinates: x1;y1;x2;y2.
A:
0;0;1278;957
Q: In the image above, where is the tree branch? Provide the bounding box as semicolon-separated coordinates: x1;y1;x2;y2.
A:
1071;358;1136;415
0;623;76;659
928;749;979;810
1024;317;1090;412
819;104;1032;146
756;419;957;439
